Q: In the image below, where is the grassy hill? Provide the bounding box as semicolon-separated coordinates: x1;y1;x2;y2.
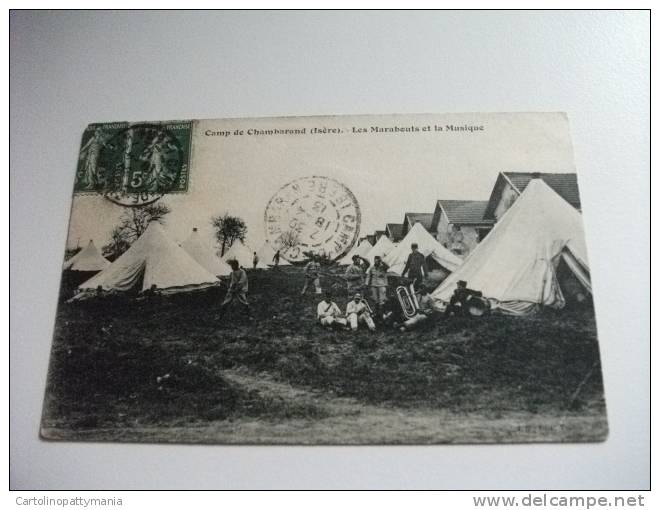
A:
41;266;607;444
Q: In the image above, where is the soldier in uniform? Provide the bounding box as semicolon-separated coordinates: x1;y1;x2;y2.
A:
301;254;322;295
345;293;376;332
366;255;389;317
219;259;250;317
444;280;485;317
344;255;369;295
400;284;436;331
401;243;428;290
317;290;348;329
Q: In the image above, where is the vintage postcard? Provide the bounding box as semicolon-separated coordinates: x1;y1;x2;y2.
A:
41;113;607;444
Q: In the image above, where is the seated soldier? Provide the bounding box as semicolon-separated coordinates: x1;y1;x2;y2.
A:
444;280;483;317
345;293;376;332
317;290;348;329
400;284;437;331
382;292;404;327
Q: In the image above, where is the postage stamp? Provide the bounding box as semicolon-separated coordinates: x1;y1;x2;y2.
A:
264;176;361;262
74;121;192;206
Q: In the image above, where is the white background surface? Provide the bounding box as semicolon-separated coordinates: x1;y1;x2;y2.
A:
10;10;650;489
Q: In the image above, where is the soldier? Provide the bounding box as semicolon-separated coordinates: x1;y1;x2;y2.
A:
301;254;322;295
366;255;389;316
401;243;428;290
400;284;436;331
219;259;250;317
444;280;484;317
345;293;376;332
317;290;348;329
344;255;369;295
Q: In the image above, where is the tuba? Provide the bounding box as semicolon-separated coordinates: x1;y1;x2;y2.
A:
396;282;419;319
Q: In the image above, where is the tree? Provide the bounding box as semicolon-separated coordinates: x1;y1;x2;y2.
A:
211;214;247;256
278;228;300;250
118;203;172;243
102;202;171;260
64;246;82;261
102;226;131;262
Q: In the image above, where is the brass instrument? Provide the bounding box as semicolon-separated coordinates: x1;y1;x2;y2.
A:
396;283;419;319
361;298;374;315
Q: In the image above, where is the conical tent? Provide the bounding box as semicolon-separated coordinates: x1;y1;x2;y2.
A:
383;222;462;275
338;239;373;265
256;242;291;266
222;242;268;269
181;228;231;276
76;223;219;296
431;179;591;315
63;240;110;272
364;235;395;264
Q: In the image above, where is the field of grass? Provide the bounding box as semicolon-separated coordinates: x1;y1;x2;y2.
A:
41;266;608;444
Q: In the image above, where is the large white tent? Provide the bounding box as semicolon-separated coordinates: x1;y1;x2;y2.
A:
364;235;395;265
256;242;291;266
431;179;591;315
63;240;110;272
75;223;219;297
383;222;463;275
181;227;231;276
338;239;373;265
222;242;268;269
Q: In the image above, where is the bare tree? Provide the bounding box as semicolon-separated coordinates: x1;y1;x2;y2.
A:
102;226;132;261
211;214;247;256
102;202;171;260
119;203;171;243
278;229;300;250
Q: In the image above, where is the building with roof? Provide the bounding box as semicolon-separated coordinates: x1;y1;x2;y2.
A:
400;212;434;238
384;223;404;243
431;200;494;257
359;234;376;246
484;172;581;222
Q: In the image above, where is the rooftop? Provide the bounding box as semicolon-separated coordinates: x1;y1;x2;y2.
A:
504;172;581;209
385;223;404;242
436;200;492;225
403;212;434;233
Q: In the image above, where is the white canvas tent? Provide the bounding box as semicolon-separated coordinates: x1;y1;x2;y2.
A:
383;222;463;275
63;240;110;272
364;235;395;264
431;179;591;315
222;242;268;269
181;227;231;276
338;239;373;265
256;242;291;266
75;223;219;297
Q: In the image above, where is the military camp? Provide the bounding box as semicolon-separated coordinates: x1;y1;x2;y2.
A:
43;171;606;445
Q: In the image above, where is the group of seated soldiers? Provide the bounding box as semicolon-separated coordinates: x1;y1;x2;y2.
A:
316;279;484;333
310;242;487;332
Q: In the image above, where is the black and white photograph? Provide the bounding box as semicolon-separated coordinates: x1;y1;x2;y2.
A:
10;9;650;492
40;112;607;444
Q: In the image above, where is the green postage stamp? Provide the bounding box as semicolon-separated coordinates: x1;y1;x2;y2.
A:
41;113;608;445
74;121;192;206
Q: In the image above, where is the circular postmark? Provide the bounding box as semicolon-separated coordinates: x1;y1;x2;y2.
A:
264;176;361;262
94;123;186;207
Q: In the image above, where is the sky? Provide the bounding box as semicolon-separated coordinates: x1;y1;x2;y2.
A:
66;112;577;253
